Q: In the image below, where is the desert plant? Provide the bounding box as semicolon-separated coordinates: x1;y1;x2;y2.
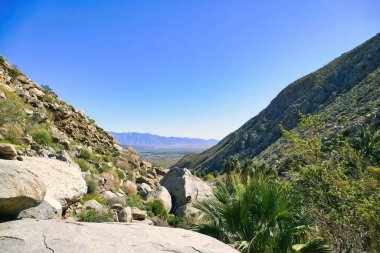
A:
79;209;113;222
0;99;26;127
146;200;168;220
192;170;330;253
3;126;23;145
80;194;105;205
75;158;92;172
30;129;52;145
115;169;125;180
125;195;144;209
78;149;93;160
86;179;98;193
167;214;182;227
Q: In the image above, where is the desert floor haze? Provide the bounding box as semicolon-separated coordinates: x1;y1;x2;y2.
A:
0;1;380;253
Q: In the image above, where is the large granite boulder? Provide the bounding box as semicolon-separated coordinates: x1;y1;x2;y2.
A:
0;219;238;253
0;157;87;207
0;144;17;159
146;186;172;212
160;167;213;217
0;163;46;218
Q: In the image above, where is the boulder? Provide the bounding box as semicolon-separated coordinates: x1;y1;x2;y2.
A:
147;186;172;212
160;167;213;217
0;157;86;208
83;200;102;211
131;207;147;220
121;180;137;195
0;219;239;253
0;144;17;159
17;195;62;220
118;206;132;223
0;163;46;218
101;191;125;206
55;150;74;163
137;183;152;197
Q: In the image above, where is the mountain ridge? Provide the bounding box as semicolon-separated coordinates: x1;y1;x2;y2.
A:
175;33;380;172
109;132;219;148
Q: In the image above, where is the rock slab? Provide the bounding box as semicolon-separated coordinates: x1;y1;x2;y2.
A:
0;163;46;218
0;219;238;253
0;157;87;207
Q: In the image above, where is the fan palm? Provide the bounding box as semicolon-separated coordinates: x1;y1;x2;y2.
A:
192;170;330;253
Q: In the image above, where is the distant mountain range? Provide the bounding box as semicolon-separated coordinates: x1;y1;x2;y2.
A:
109;132;219;148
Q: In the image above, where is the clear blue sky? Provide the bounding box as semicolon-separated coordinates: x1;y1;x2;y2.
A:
1;1;379;139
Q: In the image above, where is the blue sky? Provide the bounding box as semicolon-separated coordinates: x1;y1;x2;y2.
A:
1;1;379;139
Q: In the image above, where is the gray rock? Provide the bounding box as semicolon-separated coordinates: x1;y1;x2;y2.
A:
147;186;172;213
118;206;132;222
0;219;238;253
0;144;17;159
83;200;102;211
0;163;46;218
131;207;147;220
101;191;125;206
160;167;213;218
137;183;152;197
0;157;86;208
55;150;74;163
17;195;62;220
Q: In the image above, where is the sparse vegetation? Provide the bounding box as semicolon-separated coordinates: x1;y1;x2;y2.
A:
125;195;144;209
80;194;105;205
79;209;113;222
76;158;92;172
30;129;52;145
0;99;26;127
146;200;168;220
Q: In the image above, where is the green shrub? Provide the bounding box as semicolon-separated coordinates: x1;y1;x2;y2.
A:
30;129;52;145
192;170;330;253
80;194;105;205
0;99;26;127
78;149;93;160
167;214;182;227
79;209;113;222
8;66;21;78
86;179;98;193
3;126;23;145
103;155;113;163
125;195;144;209
115;169;125;180
146;200;168;220
98;163;112;173
41;84;53;94
76;158;92;172
204;173;215;181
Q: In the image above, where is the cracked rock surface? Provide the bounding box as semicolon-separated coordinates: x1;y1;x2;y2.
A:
0;219;238;253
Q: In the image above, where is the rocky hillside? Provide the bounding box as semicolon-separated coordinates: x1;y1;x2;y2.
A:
176;33;380;172
0;56;212;224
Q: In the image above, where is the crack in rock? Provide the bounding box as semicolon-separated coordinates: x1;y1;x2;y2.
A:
42;234;54;253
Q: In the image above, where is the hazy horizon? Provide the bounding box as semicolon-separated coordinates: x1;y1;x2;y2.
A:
1;1;380;139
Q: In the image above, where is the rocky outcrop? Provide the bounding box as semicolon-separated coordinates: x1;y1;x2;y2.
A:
0;157;87;207
160;167;213;217
17;196;62;220
147;186;172;212
0;163;46;218
0;144;17;160
0;219;238;253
